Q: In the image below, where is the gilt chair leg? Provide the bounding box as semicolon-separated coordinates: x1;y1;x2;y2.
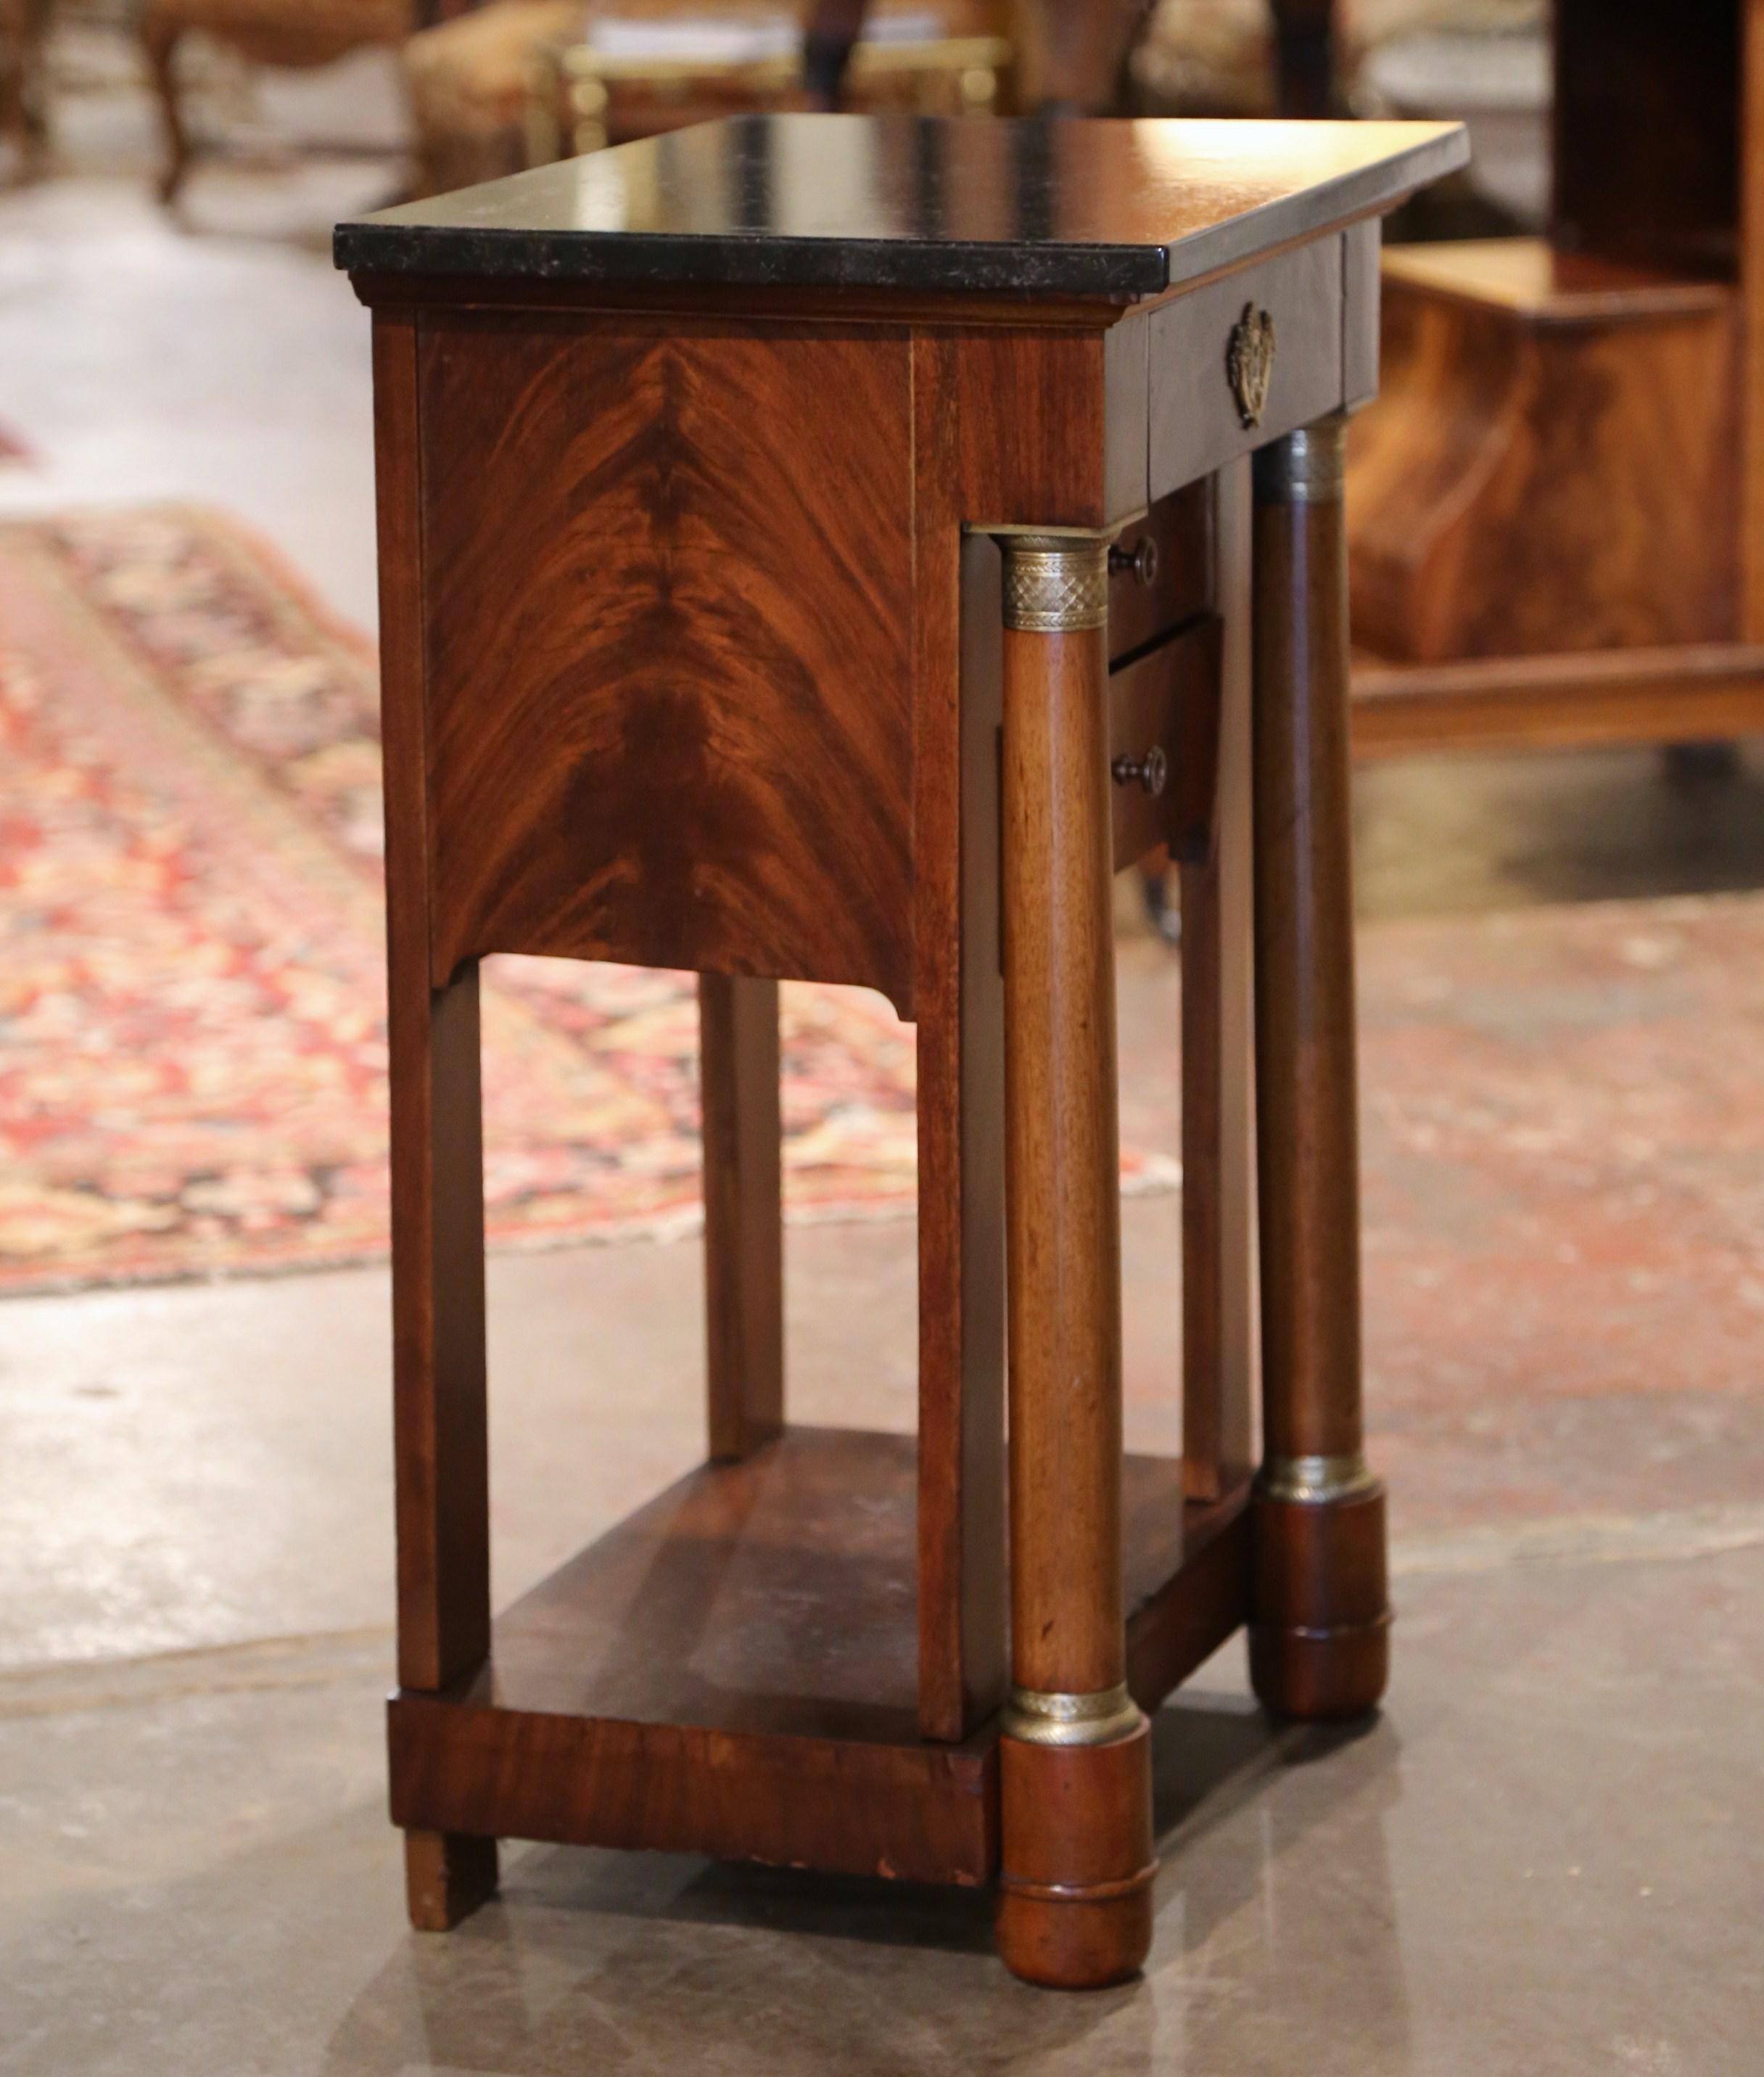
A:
142;18;192;204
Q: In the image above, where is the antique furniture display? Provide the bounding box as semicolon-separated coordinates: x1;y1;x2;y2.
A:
1266;0;1337;115
1349;0;1764;755
813;0;1343;115
531;9;1009;165
336;110;1464;1988
142;0;482;202
407;1;1007;198
1;0;49;178
405;0;580;197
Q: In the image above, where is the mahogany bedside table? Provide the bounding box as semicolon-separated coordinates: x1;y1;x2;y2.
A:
335;112;1464;1991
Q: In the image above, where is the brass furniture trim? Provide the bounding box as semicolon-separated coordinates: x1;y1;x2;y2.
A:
999;534;1111;634
1258;1451;1380;1504
1253;413;1348;506
1000;1682;1145;1748
1227;303;1277;428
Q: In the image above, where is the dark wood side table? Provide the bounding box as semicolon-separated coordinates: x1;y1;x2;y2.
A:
336;111;1463;1992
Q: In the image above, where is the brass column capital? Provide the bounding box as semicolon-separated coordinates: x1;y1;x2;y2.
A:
1252;412;1349;507
997;532;1110;634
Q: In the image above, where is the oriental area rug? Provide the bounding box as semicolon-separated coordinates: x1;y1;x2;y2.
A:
0;504;1174;1291
8;501;1764;1349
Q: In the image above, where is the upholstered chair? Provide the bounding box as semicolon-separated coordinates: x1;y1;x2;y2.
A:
141;0;419;200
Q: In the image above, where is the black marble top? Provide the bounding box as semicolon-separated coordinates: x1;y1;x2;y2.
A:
335;115;1467;299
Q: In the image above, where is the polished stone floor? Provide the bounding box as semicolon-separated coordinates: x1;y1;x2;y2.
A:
3;102;1763;2077
7;1538;1760;2077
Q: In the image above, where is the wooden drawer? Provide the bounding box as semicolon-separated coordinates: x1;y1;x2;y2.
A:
1147;237;1346;501
1108;616;1222;873
1107;479;1213;662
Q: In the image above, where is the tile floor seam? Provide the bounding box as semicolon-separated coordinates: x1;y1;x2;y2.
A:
0;1625;395;1720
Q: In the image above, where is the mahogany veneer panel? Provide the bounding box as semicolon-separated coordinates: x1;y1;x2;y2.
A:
450;1427;925;1742
418;314;918;1010
1349;255;1741;662
390;1693;1001;1885
387;1428;1249;1885
944;326;1113;529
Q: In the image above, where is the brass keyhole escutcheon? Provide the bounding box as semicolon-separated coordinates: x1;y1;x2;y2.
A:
1227;303;1277;429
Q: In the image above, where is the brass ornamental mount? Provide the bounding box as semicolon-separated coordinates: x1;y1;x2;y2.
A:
1000;534;1110;634
1000;1681;1145;1748
1227;303;1277;429
1253;414;1349;506
1258;1450;1380;1504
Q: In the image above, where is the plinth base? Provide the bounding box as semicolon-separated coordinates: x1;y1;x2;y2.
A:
390;1428;1250;1903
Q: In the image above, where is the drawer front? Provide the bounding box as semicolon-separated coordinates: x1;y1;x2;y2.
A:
1147;237;1345;502
1109;617;1222;873
1107;478;1213;662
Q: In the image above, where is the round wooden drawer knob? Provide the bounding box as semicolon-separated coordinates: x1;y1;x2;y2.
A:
1111;744;1168;797
1108;537;1160;587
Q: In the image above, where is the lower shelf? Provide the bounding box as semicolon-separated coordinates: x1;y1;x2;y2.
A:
390;1426;1249;1886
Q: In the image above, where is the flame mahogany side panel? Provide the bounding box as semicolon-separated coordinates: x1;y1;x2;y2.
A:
416;312;918;1013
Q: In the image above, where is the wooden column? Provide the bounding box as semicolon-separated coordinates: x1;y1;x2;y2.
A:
390;967;500;1932
994;532;1154;1991
1249;416;1390;1721
699;974;784;1462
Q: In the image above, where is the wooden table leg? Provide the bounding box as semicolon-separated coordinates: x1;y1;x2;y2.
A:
994;533;1154;1991
379;303;498;1928
388;963;499;1927
1249;416;1390;1722
140;12;192;204
700;973;784;1461
1181;465;1256;1505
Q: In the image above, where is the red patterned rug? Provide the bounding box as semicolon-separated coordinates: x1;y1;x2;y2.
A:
10;501;1764;1352
0;506;1179;1292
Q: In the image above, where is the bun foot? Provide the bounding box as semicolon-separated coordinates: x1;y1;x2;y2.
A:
996;1716;1156;1989
1250;1478;1390;1722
